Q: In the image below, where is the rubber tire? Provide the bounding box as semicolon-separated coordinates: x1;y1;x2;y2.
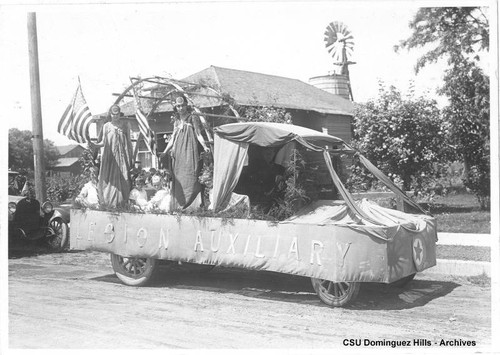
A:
390;273;416;288
46;218;69;250
311;278;360;307
110;254;158;286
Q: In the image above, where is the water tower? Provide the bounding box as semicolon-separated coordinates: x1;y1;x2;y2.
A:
309;21;355;101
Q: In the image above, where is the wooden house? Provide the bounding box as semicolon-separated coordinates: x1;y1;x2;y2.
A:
49;144;85;177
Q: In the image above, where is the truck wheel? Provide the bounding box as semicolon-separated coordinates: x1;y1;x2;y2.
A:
311;278;360;307
110;254;158;286
391;273;416;288
46;218;69;250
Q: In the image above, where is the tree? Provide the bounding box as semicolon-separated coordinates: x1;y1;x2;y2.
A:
8;128;59;171
396;6;490;209
440;57;490;208
351;83;446;192
237;94;293;124
395;7;489;72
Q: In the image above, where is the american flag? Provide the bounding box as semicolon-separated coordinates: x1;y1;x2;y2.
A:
135;107;156;154
57;83;94;143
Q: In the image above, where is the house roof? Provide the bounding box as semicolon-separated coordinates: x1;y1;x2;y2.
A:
183;66;354;116
55;144;82;156
96;66;354;118
51;157;80;168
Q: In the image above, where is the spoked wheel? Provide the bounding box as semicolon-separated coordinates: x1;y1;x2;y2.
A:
110;254;158;286
390;273;416;288
311;278;360;307
46;218;69;250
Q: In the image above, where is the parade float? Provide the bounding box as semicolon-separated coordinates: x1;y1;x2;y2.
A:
68;76;436;307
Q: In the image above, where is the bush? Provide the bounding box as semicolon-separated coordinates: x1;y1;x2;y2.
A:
46;148;97;203
267;149;310;220
351;83;448;194
46;175;84;203
465;162;490;209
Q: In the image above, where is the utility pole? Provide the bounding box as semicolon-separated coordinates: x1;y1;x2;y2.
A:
27;12;46;202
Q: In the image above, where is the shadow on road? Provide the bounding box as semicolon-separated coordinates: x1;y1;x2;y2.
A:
8;241;68;259
92;265;461;311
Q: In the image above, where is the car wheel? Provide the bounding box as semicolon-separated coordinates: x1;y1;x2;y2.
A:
110;254;157;287
311;278;360;307
47;218;69;250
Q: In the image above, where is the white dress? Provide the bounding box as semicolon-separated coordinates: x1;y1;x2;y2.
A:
129;188;148;209
146;189;172;212
76;181;100;208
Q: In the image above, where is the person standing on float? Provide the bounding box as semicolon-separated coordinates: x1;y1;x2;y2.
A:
91;104;134;208
161;95;209;209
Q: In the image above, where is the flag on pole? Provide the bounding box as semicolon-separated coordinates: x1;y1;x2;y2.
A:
135;107;156;154
57;82;94;144
129;79;156;154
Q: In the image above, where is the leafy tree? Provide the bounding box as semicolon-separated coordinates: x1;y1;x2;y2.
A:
396;7;490;209
242;105;292;124
395;7;489;72
351;83;446;192
8;128;59;170
239;94;293;124
439;57;490;208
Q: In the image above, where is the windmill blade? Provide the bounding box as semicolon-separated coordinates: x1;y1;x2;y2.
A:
324;21;355;63
324;33;337;49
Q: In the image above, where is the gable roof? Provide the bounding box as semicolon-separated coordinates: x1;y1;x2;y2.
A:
51;157;80;168
55;144;83;156
183;66;354;116
96;66;354;118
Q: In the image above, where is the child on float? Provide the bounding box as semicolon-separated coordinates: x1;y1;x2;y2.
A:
129;174;148;210
75;166;100;208
146;175;172;213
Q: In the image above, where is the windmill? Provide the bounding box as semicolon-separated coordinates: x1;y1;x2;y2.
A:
324;21;355;100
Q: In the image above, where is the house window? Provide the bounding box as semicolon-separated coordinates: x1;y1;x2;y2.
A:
137;139;153;169
134;132;173;170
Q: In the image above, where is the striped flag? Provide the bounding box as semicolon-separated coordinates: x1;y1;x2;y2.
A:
57;83;94;143
135;107;156;154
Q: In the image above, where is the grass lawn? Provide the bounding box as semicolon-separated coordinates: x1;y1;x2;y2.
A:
436;245;490;261
422;192;491;233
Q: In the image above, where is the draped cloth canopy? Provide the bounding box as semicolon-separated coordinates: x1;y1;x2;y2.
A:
210;122;429;226
210;122;343;211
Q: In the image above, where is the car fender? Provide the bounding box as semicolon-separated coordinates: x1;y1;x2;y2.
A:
49;210;63;223
54;204;71;225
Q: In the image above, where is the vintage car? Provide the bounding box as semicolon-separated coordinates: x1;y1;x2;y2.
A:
70;122;437;307
8;171;70;250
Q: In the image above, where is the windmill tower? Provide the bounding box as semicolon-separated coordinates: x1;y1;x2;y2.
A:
309;21;355;101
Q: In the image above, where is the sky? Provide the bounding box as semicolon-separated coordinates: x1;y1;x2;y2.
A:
0;1;493;147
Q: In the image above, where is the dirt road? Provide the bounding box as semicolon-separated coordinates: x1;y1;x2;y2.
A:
8;250;491;349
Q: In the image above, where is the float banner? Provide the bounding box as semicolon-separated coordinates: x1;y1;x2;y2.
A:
70;209;436;283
